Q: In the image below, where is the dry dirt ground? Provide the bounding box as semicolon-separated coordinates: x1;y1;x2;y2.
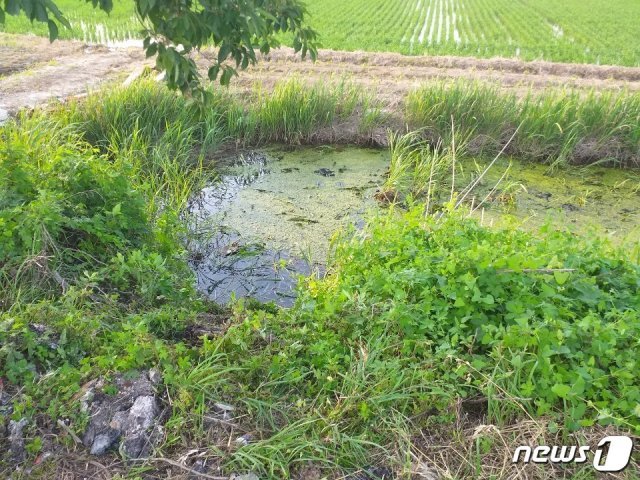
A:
3;33;640;114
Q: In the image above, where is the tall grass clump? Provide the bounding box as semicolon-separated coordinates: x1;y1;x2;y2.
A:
48;80;241;217
59;79;230;155
251;78;363;143
382;130;459;203
406;81;640;167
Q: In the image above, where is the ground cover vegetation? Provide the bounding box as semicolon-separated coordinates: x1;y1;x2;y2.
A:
2;0;639;67
1;79;639;478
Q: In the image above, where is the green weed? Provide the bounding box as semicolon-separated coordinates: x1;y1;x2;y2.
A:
406;81;640;167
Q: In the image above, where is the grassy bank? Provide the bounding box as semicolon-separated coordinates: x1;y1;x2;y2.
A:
1;81;639;478
49;77;640;167
405;81;640;167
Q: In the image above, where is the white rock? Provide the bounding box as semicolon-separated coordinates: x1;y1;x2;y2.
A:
214;402;235;412
230;473;259;480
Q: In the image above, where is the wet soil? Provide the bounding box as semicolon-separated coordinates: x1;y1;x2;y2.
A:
3;33;640;114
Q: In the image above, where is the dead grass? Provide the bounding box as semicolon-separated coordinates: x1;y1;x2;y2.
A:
410;419;639;480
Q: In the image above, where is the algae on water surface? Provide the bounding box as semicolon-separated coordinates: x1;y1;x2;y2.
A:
188;147;639;306
187;147;389;305
470;158;640;239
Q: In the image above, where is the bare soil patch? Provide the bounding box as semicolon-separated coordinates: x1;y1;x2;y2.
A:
0;34;147;113
2;33;640;115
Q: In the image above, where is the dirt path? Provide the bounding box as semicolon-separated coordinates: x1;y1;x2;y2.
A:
2;33;640;114
0;34;148;113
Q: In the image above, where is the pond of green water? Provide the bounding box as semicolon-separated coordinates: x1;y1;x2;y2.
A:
188;147;639;305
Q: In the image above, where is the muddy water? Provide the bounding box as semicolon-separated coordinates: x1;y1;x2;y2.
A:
187;147;388;306
188;147;639;306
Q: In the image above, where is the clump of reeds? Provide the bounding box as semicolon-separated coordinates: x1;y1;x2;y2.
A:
405;81;640;167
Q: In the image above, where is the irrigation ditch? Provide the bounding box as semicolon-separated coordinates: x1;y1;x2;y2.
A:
187;145;638;307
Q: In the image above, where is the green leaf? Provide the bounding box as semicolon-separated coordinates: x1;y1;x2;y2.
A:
5;0;20;16
220;67;234;86
551;383;571;399
218;43;231;63
47;19;58;41
553;271;570;285
99;0;112;13
145;43;157;58
34;1;48;22
43;0;70;28
21;0;33;17
207;64;220;81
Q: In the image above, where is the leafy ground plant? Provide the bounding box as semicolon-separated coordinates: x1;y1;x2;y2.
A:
161;204;639;479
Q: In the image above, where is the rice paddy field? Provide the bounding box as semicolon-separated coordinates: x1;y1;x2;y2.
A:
1;0;639;66
305;0;640;65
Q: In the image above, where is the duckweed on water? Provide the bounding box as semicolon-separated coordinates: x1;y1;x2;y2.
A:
187;147;388;304
188;147;639;305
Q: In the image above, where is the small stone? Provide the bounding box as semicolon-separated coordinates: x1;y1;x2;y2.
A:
214;402;235;412
90;431;120;455
83;372;162;459
122;66;146;87
148;368;162;384
110;411;129;431
127;395;158;432
121;433;150;458
230;473;260;480
28;323;48;334
0;108;9;126
8;418;28;463
80;389;95;413
235;434;252;446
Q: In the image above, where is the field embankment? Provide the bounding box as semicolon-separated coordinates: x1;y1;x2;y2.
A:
3;33;640;115
3;34;640;168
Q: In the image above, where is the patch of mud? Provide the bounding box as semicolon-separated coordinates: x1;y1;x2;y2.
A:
225;47;640;109
187;148;388;306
